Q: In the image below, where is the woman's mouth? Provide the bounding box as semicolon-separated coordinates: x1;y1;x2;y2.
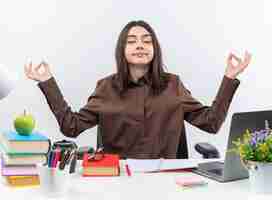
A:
132;53;148;57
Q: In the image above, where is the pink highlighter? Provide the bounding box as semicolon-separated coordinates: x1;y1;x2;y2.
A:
52;148;61;168
175;177;208;188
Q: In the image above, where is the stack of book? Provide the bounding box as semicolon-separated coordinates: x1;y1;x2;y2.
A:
0;131;50;187
82;153;120;176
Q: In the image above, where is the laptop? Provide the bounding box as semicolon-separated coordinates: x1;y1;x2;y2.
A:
193;110;272;182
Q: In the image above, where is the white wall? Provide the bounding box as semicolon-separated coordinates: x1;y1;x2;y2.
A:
0;0;269;158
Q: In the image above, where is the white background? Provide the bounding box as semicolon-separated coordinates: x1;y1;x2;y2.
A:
0;0;270;158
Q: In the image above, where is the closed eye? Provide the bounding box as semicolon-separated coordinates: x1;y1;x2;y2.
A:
143;40;152;44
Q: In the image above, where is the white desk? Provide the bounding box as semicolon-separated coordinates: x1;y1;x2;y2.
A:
0;160;270;200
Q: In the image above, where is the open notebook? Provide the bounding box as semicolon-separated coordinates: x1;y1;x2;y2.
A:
126;159;198;173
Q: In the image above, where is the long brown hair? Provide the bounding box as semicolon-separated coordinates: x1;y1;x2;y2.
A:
115;20;168;96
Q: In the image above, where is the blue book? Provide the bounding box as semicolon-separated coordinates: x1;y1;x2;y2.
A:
0;131;50;154
4;131;49;141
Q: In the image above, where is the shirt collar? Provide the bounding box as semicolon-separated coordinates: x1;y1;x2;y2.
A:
128;73;151;87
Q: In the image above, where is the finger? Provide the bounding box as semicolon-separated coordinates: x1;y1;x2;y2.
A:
24;69;35;79
24;64;29;74
27;61;32;69
34;62;44;73
240;52;252;70
231;54;242;64
24;62;33;76
227;53;234;62
41;61;49;67
26;73;35;80
227;53;241;64
41;61;51;73
244;51;252;65
24;61;32;71
42;61;48;68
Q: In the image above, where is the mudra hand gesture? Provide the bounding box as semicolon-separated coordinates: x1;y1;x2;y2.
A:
25;61;53;82
225;51;252;79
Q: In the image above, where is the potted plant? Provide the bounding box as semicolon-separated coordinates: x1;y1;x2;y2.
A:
232;122;272;194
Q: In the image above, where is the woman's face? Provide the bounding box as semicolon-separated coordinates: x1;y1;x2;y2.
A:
124;26;154;65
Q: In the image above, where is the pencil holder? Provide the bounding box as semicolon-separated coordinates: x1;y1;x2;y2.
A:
37;165;70;197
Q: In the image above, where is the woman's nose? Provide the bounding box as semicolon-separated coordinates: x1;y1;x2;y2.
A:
136;45;144;50
135;40;144;49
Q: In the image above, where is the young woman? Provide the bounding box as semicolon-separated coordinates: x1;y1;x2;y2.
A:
25;20;251;159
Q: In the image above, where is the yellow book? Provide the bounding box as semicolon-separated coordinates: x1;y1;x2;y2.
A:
5;175;40;187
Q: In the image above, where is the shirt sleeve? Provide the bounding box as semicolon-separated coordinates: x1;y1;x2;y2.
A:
38;77;102;137
178;76;240;133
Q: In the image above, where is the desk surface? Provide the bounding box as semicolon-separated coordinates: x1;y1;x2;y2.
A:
0;160;270;200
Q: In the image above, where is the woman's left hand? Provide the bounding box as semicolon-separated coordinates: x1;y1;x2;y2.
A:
225;51;252;79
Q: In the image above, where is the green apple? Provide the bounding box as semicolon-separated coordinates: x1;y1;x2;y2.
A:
14;110;35;135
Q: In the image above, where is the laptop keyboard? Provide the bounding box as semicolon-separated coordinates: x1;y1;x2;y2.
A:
207;168;223;176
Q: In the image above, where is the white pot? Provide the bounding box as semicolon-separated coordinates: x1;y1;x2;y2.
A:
37;165;70;197
247;161;272;194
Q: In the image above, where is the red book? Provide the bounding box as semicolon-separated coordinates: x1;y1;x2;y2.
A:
82;153;120;176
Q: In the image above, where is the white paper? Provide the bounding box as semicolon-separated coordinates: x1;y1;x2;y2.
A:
126;159;198;173
126;159;162;172
159;159;198;170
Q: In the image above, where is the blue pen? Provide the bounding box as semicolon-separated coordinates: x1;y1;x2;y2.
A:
51;150;57;168
48;150;54;168
47;151;51;167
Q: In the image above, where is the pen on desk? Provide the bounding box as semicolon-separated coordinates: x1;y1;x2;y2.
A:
69;150;77;174
125;164;131;177
66;149;73;165
59;150;67;170
59;149;71;170
52;148;61;168
47;150;53;168
50;150;56;168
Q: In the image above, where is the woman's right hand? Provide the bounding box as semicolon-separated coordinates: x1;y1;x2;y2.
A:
24;61;53;82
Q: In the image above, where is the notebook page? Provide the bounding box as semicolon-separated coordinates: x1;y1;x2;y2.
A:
126;159;162;172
